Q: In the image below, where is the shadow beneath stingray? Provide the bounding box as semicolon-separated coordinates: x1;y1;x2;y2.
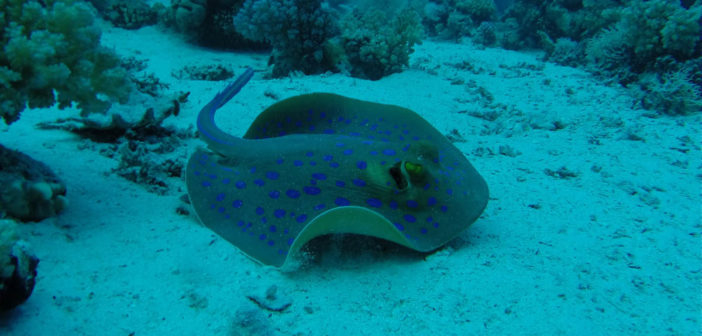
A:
281;232;475;273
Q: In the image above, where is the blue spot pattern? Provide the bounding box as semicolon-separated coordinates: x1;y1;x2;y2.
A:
186;97;487;268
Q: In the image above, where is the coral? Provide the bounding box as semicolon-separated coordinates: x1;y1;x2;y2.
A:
340;8;423;80
625;1;701;67
113;139;186;195
637;69;702;116
0;219;18;280
455;0;497;22
38;104;188;194
499;0;542;47
198;0;253;48
584;24;628;71
170;0;207;33
38;102;188;195
36;93;182;141
421;1;447;36
36;55;183;141
102;0;158;29
234;0;337;77
445;8;474;38
500;0;621;49
474;21;497;46
0;0;132;125
172;64;235;81
586;1;701;72
425;0;496;39
583;1;702;115
0;144;68;222
156;0;261;49
0;219;39;312
495;0;701;116
36;79;189;193
230;0;424;78
545;37;583;67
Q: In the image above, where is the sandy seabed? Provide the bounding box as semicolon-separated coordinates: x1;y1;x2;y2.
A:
1;24;700;335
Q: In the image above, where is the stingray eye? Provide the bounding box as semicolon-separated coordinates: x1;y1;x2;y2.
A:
404;161;423;177
389;161;426;191
389;163;408;191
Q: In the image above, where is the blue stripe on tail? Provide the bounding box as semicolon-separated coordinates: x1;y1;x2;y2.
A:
215;67;255;109
197;67;254;148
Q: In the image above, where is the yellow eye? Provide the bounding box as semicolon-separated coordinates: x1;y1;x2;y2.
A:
404;161;423;176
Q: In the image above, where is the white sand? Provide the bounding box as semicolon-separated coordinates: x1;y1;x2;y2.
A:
0;24;700;335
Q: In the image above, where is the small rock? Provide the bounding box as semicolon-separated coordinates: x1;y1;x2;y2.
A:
172;64;234;81
0;219;39;311
446;129;466;143
0;145;67;221
498;145;521;157
544;166;578;179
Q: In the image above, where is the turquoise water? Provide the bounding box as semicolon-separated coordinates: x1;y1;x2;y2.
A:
0;1;700;335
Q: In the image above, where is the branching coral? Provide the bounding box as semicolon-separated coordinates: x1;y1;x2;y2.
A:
0;0;132;125
231;0;424;79
233;0;337;77
583;1;702;114
501;0;621;49
340;8;423;80
586;1;701;72
425;0;497;39
101;0;158;29
584;24;630;73
637;66;702;116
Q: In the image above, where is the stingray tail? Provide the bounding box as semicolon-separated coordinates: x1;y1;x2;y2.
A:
197;67;255;152
214;67;255;109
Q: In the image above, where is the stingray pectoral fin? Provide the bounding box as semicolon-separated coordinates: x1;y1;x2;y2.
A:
288;206;415;261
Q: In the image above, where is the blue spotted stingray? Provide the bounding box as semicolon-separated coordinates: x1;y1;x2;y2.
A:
186;68;489;267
